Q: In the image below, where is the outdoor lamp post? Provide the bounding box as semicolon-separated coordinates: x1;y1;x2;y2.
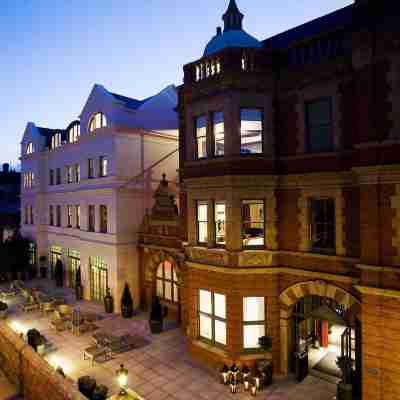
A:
254;371;262;391
241;365;251;383
220;364;230;385
117;364;128;395
244;379;250;391
230;363;240;383
229;376;238;394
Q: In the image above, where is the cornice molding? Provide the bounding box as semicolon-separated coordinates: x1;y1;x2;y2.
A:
354;285;400;299
352;165;400;184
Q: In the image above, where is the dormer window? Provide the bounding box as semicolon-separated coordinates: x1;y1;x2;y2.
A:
88;112;107;133
69;123;80;143
51;133;62;150
26;142;34;155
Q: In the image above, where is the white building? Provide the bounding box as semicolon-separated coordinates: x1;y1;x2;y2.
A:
20;83;179;308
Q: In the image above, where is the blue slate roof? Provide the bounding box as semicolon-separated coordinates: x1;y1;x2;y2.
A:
264;4;353;49
111;92;154;111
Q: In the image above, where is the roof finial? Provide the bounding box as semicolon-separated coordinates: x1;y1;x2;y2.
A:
222;0;244;32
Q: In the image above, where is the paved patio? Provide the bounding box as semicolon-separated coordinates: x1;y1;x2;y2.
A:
1;279;337;400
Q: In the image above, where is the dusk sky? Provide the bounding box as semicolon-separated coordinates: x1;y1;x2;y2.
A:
1;0;352;168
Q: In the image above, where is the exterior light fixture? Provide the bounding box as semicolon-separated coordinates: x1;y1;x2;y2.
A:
117;364;128;395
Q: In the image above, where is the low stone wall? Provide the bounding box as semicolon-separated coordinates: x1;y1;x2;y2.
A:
0;323;86;400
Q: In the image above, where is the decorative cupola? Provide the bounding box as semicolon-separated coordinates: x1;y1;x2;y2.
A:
222;0;244;32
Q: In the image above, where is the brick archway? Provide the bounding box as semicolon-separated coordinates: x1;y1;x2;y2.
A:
279;280;360;375
144;250;183;285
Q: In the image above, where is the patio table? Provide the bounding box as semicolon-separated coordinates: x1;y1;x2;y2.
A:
83;345;111;366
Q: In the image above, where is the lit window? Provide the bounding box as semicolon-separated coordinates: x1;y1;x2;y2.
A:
215;202;226;246
69;123;80;143
240;109;263;154
100;205;108;233
310;198;335;253
156;261;179;303
197;201;208;244
88;112;107;133
23;172;34;188
243;297;265;349
67;205;73;227
99;156;108;177
26;142;34;155
51;133;62;149
195;116;207;159
199;290;226;346
242;200;264;248
306;99;333;153
66;166;73;184
213;112;224;156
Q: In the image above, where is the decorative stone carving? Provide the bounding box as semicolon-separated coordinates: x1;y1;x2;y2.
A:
186;247;228;266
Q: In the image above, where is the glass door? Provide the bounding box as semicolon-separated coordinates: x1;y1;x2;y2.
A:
68;249;80;288
89;256;108;301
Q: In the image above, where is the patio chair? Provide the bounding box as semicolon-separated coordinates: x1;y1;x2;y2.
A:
58;304;73;320
41;301;55;317
107;334;136;354
50;310;70;332
19;295;39;312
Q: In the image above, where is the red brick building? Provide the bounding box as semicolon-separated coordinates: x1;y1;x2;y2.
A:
140;1;400;398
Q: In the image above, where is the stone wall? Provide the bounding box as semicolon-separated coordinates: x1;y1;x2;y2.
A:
0;323;85;400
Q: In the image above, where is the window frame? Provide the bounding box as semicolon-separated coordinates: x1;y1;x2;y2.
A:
56;168;61;185
99;156;108;177
88;159;95;179
75;205;80;229
194;115;207;160
241;199;266;249
198;289;227;347
88;112;107;133
196;201;208;246
74;163;80;183
305;97;333;153
240;108;264;156
156;261;179;304
88;205;95;232
212;111;225;157
67;205;73;228
309;197;336;254
56;205;61;227
49;169;54;186
214;201;226;248
49;205;54;226
26;142;34;155
242;296;266;351
99;205;108;234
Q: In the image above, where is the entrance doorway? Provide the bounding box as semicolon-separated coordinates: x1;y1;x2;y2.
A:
291;295;360;387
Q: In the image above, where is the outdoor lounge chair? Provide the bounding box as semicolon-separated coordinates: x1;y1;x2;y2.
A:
107;334;136;354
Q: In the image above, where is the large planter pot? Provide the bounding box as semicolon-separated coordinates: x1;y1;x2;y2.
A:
104;294;114;314
78;376;96;399
149;319;163;334
121;304;133;319
40;267;47;279
75;285;83;301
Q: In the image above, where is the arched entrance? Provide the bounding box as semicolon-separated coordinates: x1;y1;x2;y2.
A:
279;281;361;390
144;250;183;324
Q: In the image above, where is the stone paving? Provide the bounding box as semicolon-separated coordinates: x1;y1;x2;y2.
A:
1;279;337;400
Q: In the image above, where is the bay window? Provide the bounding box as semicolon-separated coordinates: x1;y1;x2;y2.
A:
199;289;226;346
197;201;208;244
240;109;263;154
213;112;224;156
195;116;207;159
243;297;265;349
215;202;226;246
242;200;265;248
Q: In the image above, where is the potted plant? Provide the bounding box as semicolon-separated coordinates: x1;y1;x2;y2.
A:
103;287;114;313
27;328;44;352
92;384;108;400
78;376;96;399
120;283;133;318
39;256;47;279
54;259;64;287
149;296;168;334
0;301;8;319
75;266;83;300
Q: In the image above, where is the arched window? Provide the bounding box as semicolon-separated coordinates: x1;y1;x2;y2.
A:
26;142;34;155
51;133;62;149
68;123;80;143
88;112;107;133
156;261;179;303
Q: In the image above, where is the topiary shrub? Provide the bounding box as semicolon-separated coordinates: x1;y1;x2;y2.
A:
121;283;133;318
